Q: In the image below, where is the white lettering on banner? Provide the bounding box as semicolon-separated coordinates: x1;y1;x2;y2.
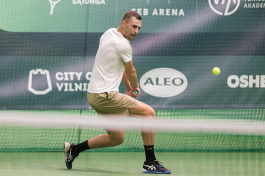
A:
140;68;188;98
244;3;265;8
131;8;184;16
56;83;89;91
72;0;106;5
85;72;92;80
56;83;64;91
227;75;265;88
54;71;92;92
55;72;82;81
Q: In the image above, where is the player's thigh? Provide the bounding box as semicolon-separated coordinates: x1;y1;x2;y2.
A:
128;101;155;117
87;91;137;116
98;114;125;132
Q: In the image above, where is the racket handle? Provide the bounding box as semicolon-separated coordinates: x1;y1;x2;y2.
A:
134;90;139;95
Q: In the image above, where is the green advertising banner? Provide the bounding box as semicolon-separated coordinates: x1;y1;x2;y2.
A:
0;0;264;32
0;0;265;110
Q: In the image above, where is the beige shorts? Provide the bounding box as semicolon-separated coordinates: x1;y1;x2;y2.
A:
87;91;138;116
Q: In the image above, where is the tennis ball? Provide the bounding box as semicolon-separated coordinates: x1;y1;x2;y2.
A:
213;67;220;75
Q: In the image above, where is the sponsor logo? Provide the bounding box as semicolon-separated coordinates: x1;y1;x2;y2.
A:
209;0;240;16
227;75;265;88
140;68;188;98
209;0;265;16
132;0;185;17
49;0;61;15
28;69;52;95
28;69;92;95
72;0;106;5
49;0;106;15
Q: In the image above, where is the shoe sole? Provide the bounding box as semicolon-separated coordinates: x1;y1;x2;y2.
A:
64;142;72;169
64;142;70;160
142;168;171;174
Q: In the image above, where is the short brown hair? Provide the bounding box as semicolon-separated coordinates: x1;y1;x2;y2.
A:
122;10;142;22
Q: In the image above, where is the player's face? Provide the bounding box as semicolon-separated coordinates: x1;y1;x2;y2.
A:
123;17;142;40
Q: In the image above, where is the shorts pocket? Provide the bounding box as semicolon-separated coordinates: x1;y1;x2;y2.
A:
107;91;118;100
98;92;108;99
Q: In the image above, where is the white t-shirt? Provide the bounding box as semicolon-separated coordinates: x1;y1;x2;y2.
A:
88;28;132;93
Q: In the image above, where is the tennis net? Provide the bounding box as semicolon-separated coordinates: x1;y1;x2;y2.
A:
0;109;264;152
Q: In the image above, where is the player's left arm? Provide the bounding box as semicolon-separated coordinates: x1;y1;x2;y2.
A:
119;42;139;97
124;60;140;98
122;68;132;96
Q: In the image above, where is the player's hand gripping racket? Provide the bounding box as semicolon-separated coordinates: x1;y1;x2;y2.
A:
132;88;140;98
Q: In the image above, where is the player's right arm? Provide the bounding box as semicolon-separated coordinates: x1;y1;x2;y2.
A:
124;60;140;97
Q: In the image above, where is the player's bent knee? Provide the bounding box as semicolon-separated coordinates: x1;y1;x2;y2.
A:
116;137;124;145
111;136;124;146
108;132;124;146
143;103;155;118
129;102;156;118
147;107;155;119
151;108;155;117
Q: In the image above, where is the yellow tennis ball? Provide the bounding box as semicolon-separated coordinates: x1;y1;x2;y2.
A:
213;67;220;75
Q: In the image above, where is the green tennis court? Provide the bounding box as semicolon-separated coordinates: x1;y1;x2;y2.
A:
1;152;264;176
1;110;264;175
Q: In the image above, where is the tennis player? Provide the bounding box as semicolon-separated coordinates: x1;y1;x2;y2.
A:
64;10;171;174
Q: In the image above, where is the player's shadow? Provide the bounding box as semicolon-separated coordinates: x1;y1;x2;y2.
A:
59;167;133;175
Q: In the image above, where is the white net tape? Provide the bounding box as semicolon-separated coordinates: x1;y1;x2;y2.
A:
0;111;264;135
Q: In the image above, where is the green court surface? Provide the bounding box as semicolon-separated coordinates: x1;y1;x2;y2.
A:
1;152;264;176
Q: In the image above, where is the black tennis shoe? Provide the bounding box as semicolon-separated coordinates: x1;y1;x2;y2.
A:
142;160;171;174
64;142;78;169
